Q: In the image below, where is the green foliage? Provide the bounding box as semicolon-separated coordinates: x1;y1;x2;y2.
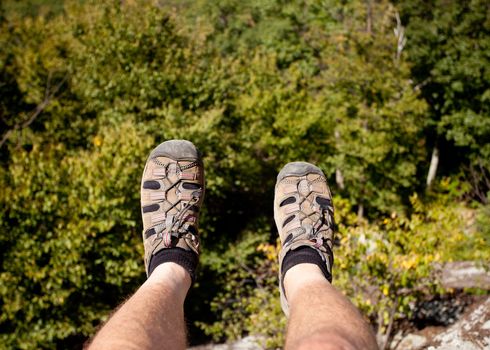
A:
398;0;490;187
476;202;490;249
0;122;152;348
335;190;489;341
1;0;68;20
0;0;489;348
198;226;286;347
175;0;429;215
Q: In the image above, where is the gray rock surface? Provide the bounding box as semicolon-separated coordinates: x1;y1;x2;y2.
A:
426;296;490;350
189;336;264;350
393;296;490;350
441;261;490;290
394;334;428;349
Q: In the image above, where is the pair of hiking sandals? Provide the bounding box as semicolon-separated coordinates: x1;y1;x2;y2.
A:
140;140;335;315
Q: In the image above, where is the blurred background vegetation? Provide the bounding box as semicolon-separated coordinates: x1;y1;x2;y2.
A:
0;0;488;349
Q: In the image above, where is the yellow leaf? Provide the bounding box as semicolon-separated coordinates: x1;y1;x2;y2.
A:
93;136;102;147
382;285;389;296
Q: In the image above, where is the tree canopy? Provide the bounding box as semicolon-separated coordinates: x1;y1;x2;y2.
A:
0;0;488;348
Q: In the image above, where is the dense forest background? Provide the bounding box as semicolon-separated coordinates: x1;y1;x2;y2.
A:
0;0;489;349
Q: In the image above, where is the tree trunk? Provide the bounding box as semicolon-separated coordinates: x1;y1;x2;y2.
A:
357;203;364;221
334;130;345;189
426;146;439;187
366;0;372;34
336;169;345;190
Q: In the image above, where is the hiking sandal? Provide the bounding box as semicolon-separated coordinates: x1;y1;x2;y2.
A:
141;140;205;277
274;162;335;316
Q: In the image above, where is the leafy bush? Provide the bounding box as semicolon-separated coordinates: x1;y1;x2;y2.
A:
1;0;489;349
0;122;152;347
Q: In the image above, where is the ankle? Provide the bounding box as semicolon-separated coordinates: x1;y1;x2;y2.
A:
145;262;191;301
283;263;329;301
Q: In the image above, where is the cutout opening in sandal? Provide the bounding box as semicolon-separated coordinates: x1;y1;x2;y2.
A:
145;228;156;239
143;204;160;213
182;182;201;190
143;180;160;190
316;196;331;207
282;215;295;228
280;196;296;207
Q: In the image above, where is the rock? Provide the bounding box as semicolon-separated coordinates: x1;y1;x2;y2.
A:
394;334;427;349
188;336;264;350
425;297;489;350
394;296;489;350
440;261;490;290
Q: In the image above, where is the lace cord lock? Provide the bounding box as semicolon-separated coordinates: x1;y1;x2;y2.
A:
313;237;323;248
163;232;172;247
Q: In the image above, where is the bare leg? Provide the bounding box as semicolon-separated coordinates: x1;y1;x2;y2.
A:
284;264;378;350
88;262;191;350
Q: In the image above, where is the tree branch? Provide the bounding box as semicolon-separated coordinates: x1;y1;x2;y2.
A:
0;73;68;148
